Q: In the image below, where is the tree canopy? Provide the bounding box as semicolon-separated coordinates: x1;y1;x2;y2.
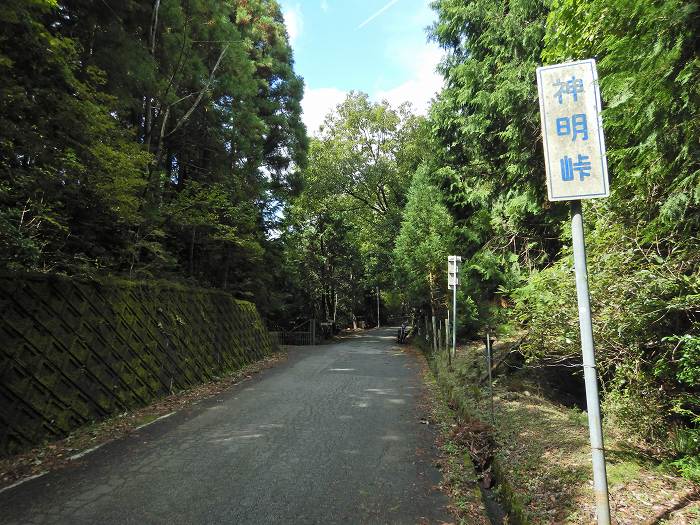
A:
0;0;307;313
427;0;699;477
1;0;698;479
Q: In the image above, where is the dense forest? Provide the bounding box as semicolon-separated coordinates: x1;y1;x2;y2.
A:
283;0;699;479
1;0;698;479
0;0;307;317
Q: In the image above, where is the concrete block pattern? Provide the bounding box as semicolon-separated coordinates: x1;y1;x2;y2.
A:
0;274;273;456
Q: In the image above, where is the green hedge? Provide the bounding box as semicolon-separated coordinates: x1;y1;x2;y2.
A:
0;273;274;456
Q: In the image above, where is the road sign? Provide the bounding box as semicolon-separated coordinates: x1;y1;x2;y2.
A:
536;59;609;201
537;59;612;524
447;255;462;366
447;255;461;290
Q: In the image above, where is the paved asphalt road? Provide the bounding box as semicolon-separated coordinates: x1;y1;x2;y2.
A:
1;328;452;524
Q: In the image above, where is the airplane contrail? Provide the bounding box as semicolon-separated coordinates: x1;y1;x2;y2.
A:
357;0;400;29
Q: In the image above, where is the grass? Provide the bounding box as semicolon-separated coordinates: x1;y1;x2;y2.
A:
427;337;700;524
416;348;490;524
606;460;642;486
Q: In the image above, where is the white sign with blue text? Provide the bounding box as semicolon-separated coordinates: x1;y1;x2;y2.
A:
536;59;609;201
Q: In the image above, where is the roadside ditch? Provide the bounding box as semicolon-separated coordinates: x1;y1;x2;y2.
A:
424;353;515;525
423;336;700;524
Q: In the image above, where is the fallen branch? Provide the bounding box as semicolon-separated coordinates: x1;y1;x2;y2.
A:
641;487;700;525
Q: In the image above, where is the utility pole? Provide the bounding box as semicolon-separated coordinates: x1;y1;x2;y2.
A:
376;285;380;328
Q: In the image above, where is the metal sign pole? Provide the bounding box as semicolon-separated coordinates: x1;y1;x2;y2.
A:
452;285;457;363
432;316;438;352
447;255;461;366
486;331;494;424
376;286;380;328
536;59;611;522
571;200;610;524
444;318;449;356
446;313;451;366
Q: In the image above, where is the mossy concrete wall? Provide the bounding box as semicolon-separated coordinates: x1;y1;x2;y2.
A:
0;273;274;456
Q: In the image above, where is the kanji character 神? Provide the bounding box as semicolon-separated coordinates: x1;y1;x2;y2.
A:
553;76;584;104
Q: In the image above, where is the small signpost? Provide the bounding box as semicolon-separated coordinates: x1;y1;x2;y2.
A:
447;255;462;365
536;59;611;524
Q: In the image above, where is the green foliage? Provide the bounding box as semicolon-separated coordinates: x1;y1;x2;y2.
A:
430;0;699;473
283;93;429;325
543;0;700;239
0;0;307;314
428;0;566;330
671;455;700;483
2;0;698;478
661;335;700;387
394;165;454;315
513;221;699;454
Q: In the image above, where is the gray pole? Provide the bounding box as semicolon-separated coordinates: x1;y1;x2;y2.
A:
571;200;611;524
376;286;380;328
446;313;451;366
445;318;449;357
432;316;438;352
452;285;457;363
486;331;494;424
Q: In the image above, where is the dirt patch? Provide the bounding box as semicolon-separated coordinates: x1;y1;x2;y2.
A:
0;352;286;489
447;417;497;489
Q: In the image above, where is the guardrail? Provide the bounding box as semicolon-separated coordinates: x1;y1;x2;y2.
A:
269;330;313;346
269;319;317;346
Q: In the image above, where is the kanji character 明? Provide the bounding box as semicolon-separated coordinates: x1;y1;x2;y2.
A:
556;113;589;141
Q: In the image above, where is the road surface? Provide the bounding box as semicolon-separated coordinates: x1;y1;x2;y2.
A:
1;327;451;524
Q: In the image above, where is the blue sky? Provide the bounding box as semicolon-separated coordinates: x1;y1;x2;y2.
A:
279;0;443;134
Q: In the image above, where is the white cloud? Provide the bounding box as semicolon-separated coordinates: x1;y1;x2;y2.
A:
301;87;347;135
373;45;444;115
300;46;444;136
320;0;329;12
283;4;303;46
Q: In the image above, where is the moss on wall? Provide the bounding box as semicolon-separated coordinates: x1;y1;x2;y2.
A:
0;273;274;456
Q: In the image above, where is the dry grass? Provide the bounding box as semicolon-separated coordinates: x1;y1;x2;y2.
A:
432;339;700;524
